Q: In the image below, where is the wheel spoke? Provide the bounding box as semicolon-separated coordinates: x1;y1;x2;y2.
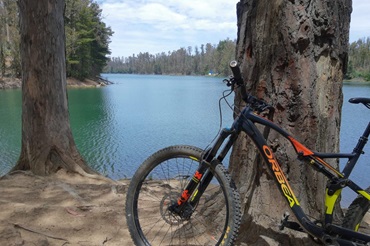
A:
125;146;240;245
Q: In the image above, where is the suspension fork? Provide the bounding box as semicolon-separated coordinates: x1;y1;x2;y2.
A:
191;129;239;206
169;128;236;217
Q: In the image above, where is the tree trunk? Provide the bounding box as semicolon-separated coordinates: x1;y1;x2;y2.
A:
12;0;96;176
229;0;351;244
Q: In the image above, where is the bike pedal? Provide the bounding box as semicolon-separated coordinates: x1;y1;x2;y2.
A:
278;212;290;230
278;212;304;232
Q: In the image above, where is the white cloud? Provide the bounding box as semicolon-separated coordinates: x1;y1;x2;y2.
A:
100;0;369;57
350;0;370;42
100;0;238;57
139;3;186;23
162;0;237;20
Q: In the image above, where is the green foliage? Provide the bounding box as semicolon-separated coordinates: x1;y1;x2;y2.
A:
346;37;370;81
0;0;112;80
65;0;113;80
104;38;236;77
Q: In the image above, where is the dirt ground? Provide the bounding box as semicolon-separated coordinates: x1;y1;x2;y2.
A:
2;170;370;246
0;170;133;246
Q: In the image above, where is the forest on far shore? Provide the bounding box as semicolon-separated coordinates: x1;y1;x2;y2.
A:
347;37;370;81
104;39;236;77
104;37;370;80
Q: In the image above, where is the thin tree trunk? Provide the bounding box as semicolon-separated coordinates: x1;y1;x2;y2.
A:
13;0;96;176
230;0;351;244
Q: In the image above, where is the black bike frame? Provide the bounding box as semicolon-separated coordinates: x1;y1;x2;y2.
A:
176;104;370;245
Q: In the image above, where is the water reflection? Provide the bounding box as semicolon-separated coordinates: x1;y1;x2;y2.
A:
68;88;117;176
0;89;21;173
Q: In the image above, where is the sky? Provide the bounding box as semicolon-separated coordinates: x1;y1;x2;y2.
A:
97;0;370;58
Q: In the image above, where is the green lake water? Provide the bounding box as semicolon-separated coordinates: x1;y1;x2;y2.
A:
0;75;369;206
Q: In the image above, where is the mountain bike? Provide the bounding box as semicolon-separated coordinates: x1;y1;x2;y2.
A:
125;61;370;245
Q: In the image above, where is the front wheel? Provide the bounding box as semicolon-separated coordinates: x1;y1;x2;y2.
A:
125;145;241;245
342;187;370;236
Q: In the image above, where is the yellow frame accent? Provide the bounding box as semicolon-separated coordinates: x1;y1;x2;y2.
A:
325;188;342;215
358;190;370;201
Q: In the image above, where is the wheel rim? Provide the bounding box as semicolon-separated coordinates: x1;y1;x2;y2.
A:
133;156;229;245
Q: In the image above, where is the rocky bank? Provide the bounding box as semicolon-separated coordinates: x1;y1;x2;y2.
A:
0;77;109;90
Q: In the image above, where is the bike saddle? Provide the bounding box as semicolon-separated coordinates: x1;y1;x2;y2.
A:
349;97;370;109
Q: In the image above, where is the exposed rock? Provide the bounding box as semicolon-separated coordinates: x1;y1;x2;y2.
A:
0;77;109;90
66;77;108;88
0;77;21;89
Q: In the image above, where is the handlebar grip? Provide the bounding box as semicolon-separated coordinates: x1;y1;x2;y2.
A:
229;60;248;100
229;61;242;84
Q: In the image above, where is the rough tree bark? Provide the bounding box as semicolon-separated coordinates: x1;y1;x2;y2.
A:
229;0;351;245
12;0;97;176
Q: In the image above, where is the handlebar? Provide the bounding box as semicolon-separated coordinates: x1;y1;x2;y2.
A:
227;61;274;114
229;61;243;84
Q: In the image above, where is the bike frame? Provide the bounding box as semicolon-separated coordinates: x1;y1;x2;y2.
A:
175;104;370;245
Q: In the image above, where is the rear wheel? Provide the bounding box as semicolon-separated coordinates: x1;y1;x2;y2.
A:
125;145;241;245
342;187;370;236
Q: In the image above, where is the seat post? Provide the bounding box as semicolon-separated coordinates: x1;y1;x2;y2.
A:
342;121;370;177
353;122;370;154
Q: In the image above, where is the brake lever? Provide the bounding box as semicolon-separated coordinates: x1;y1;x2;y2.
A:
223;77;234;87
246;94;274;114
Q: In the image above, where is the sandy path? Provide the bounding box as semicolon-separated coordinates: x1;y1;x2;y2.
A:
0;170;133;246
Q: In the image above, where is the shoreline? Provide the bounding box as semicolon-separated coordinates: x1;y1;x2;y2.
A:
343;77;370;83
0;76;111;90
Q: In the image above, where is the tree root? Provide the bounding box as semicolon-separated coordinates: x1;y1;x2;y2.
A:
12;223;69;242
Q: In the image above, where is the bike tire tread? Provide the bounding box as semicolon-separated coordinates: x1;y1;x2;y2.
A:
125;145;241;246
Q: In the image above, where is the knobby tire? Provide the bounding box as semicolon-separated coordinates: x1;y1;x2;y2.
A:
342;186;370;238
125;145;241;246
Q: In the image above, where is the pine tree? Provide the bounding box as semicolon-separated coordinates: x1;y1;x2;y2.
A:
65;0;113;80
